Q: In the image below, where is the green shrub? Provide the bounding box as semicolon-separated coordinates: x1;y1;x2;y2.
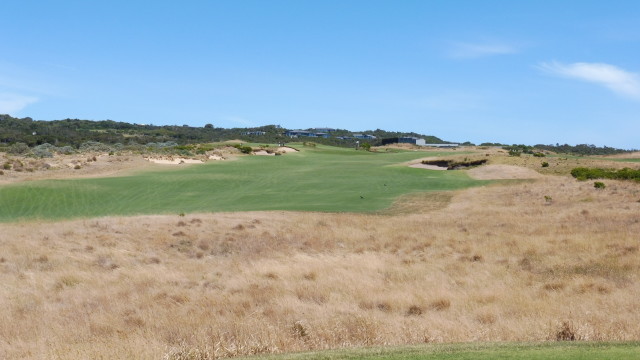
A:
233;144;253;154
594;181;606;189
533;152;546;157
57;146;75;155
508;150;521;157
33;143;56;158
571;167;640;182
7;142;30;155
541;162;549;167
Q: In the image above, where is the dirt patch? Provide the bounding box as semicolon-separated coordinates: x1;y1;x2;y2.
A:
409;163;447;171
467;164;544;180
277;146;298;153
253;150;275;156
144;157;204;164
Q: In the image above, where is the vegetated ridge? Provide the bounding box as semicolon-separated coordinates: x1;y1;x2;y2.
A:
1;114;634;154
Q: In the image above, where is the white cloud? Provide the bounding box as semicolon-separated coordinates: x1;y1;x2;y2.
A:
539;61;640;100
448;42;518;59
0;93;38;114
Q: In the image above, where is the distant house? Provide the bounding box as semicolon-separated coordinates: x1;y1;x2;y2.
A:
424;143;459;148
313;127;336;133
398;136;426;146
382;137;457;147
284;130;330;138
284;130;313;137
242;131;266;136
353;134;377;140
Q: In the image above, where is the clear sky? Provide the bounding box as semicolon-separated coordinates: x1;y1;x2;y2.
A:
1;1;639;148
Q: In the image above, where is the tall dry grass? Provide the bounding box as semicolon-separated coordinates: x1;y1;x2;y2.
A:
1;176;639;359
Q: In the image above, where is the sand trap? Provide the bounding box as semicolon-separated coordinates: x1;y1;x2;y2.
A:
208;155;224;160
277;146;298;153
467;164;543;180
145;157;204;165
409;163;447;171
253;150;275;156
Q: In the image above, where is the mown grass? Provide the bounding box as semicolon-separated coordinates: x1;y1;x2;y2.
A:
238;342;640;360
0;145;488;221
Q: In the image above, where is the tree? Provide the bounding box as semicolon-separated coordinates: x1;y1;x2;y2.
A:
204;123;214;129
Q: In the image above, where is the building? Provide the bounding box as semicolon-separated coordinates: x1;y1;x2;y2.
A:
353;134;377;140
424;143;459;148
284;130;330;138
313;127;336;132
241;131;266;136
284;130;312;137
398;136;426;146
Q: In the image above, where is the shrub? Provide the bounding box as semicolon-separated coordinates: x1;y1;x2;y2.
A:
361;142;372;151
571;167;640;182
232;144;253;154
33;143;55;158
7;142;30;155
508;150;521;157
2;162;11;170
555;321;577;341
594;181;606;189
80;141;112;152
533;152;546;157
57;146;75;155
541;162;549;167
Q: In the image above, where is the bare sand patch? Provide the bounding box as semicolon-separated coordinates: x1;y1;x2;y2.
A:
208;155;224;160
277;146;298;153
144;157;204;164
253;150;275;156
409;163;447;170
467;164;543;180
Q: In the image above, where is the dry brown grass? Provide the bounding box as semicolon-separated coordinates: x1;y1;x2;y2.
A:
1;157;640;358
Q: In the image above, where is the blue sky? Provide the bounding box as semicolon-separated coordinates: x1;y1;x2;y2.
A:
1;1;639;148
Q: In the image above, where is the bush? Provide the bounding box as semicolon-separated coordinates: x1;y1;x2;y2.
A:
594;181;606;189
571;167;640;182
232;144;253;154
33;143;56;158
533;152;546;157
508;150;521;157
57;146;75;155
7;142;30;155
541;162;549;167
80;141;112;152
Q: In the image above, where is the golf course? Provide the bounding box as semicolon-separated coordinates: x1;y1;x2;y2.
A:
0;145;487;221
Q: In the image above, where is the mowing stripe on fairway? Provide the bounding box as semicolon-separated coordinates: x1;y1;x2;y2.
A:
0;145;489;222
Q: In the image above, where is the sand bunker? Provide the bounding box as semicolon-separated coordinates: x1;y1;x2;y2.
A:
145;157;204;165
277;146;298;153
208;155;224;160
467;164;543;180
409;163;447;171
253;150;275;156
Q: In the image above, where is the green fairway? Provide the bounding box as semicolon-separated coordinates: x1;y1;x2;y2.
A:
236;342;640;360
0;145;488;221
